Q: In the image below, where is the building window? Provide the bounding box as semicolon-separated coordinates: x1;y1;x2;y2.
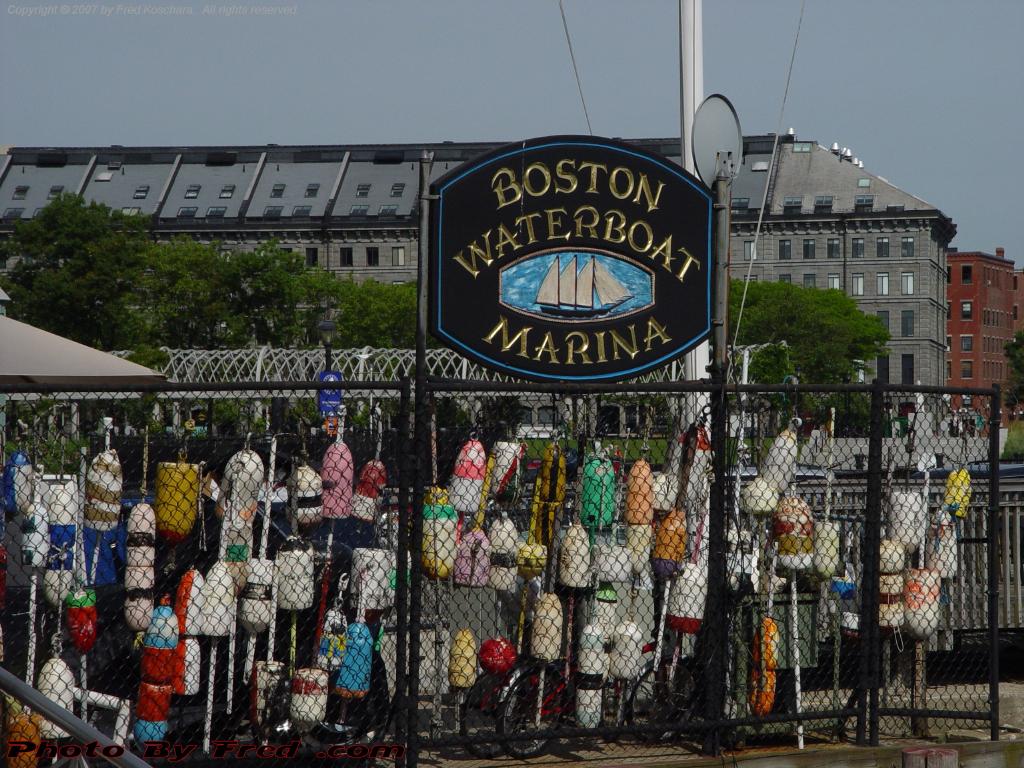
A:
858;178;871;188
802;239;815;259
803;273;816;289
393;246;406;266
814;195;833;213
206;206;226;218
876;356;890;384
305;247;319;267
876;272;889;295
11;186;28;200
1015;305;1019;321
48;185;63;199
379;205;398;217
778;239;792;260
133;185;150;199
793;142;812;153
743;240;754;260
390;183;406;197
876;310;889;330
121;206;140;216
356;183;371;197
901;272;915;295
95;171;113;182
827;238;840;259
219;184;235;199
901;354;914;385
961;360;973;379
778;274;791;284
783;196;802;214
270;183;286;198
960;335;973;352
961;264;972;284
901;309;914;338
852;273;864;296
854;195;874;212
901;236;915;258
340;247;353;267
828;273;840;290
184;184;201;199
732;197;749;210
961;300;973;320
350;205;368;216
876;237;889;258
852;238;864;258
946;360;952;381
292;205;312;217
366;246;380;267
305;183;320;198
263;206;283;219
177;207;198;218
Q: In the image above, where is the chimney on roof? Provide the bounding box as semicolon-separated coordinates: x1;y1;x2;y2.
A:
830;142;840;154
787;127;795;136
997;247;1005;259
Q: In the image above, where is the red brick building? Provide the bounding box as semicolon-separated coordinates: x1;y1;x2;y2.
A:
946;247;1014;389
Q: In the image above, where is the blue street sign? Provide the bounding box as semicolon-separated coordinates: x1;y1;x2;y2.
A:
318;371;343;415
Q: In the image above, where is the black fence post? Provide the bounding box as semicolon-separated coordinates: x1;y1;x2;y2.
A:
394;378;412;765
702;372;729;756
858;379;884;746
988;385;1001;741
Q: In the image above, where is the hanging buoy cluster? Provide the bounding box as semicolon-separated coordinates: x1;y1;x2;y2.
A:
135;598;178;745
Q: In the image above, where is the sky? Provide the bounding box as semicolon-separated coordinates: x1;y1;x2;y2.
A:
1;0;1021;259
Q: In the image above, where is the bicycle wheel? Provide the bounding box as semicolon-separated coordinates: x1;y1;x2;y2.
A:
497;663;568;759
625;657;697;743
460;673;506;759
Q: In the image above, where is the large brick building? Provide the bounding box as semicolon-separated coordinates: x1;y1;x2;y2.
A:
0;133;956;384
945;247;1014;390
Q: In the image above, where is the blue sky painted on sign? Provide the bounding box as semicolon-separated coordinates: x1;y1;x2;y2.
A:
500;252;653;319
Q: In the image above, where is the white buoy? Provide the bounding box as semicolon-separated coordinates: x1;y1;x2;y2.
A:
609;621;643;680
449;439;487;515
879;573;904;630
201;562;236;636
125;502;156;630
741;477;779;516
275;538;315;611
558;521;591;589
812;520;841;579
289;667;328;733
531;593;563;661
487;515;518;592
666;561;707;634
890;491;926;552
351;548;396;610
288;464;323;531
903;567;941;640
37;656;75;738
217;449;264;523
594;529;631;584
879;539;905;574
239;558;274;633
577;623;608;676
85;450;122;532
626;524;653;575
44;481;78;607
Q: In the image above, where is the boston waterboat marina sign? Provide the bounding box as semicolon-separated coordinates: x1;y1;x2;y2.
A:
429;135;712;382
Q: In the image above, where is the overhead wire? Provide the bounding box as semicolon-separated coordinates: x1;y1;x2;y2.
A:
729;0;807;382
559;0;593;135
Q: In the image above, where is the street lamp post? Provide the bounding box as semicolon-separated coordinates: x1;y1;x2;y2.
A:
317;318;336;373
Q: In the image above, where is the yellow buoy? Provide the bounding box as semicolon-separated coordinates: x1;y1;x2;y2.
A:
448;629;478;689
154;460;200;544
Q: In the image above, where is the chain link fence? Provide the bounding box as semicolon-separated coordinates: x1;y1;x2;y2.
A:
0;378;1001;766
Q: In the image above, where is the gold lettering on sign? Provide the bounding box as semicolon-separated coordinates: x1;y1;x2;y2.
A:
565;332;592;365
594;331;608;363
609;167;634;201
577;161;608;193
676;247;701;282
491;168;521;209
573;205;600;239
554;159;578;194
494;224;521;259
483;316;532;358
628;220;654;254
603;209;627;244
633;174;665;213
514;212;541;245
644;317;672;351
534;332;560;363
453;231;494;278
610;327;639;360
523;162;552;197
544;208;572;241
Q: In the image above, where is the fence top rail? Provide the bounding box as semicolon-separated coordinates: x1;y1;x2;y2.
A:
0;379;410;396
728;381;999;397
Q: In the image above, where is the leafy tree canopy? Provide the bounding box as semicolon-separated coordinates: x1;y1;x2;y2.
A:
727;279;889;384
0;195;419;356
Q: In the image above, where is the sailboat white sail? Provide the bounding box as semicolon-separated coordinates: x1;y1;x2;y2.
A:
535;254;631;317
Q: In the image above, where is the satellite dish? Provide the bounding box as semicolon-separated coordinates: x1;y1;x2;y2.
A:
692;94;743;187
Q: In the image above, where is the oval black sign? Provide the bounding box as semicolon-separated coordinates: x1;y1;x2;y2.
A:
429;136;712;382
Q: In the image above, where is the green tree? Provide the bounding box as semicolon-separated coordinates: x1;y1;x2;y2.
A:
1004;332;1024;408
1;194;151;349
333;278;418;349
728;279;889;384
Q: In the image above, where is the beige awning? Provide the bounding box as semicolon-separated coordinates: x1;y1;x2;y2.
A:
0;315;165;385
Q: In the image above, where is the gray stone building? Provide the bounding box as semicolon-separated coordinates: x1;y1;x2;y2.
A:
0;133;954;383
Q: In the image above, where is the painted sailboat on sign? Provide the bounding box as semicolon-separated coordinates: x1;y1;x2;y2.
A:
499;251;653;323
535;255;632;318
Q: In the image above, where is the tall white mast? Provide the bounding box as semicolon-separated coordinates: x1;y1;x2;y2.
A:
680;0;710;382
